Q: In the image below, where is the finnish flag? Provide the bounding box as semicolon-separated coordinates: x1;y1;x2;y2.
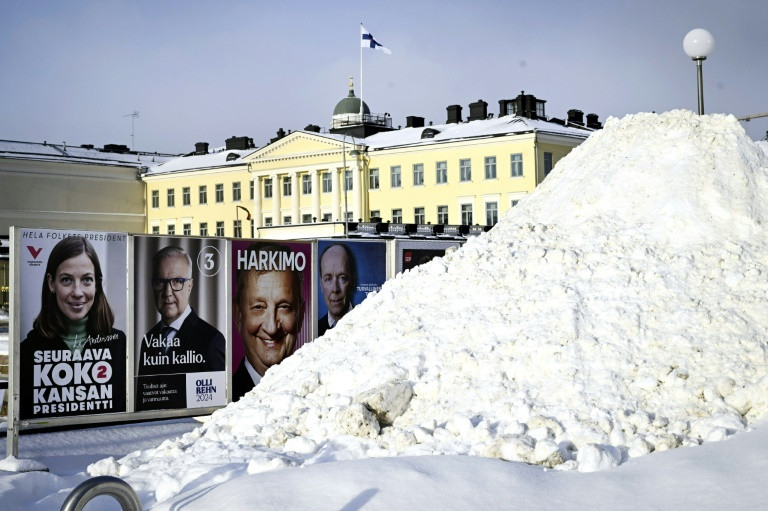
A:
361;25;391;54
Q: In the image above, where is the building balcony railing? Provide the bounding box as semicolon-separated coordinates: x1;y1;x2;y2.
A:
331;113;393;130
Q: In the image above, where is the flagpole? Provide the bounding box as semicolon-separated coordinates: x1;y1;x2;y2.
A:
359;22;364;121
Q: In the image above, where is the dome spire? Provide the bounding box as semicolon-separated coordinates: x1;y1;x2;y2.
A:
348;75;356;98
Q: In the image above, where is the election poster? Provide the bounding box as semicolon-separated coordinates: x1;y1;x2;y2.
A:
316;239;387;338
17;228;128;420
134;236;228;411
393;239;463;274
230;240;312;402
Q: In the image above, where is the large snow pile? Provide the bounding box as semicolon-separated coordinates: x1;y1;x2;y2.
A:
92;111;768;505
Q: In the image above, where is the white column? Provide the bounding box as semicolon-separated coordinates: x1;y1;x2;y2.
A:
331;168;341;221
352;164;361;222
253;176;262;228
311;170;320;222
272;173;281;225
291;171;299;223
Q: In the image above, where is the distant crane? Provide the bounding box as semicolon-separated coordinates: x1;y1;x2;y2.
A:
123;111;139;149
737;112;768;141
737;112;768;122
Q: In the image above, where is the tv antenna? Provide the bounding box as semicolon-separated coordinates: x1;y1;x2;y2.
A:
123;111;139;149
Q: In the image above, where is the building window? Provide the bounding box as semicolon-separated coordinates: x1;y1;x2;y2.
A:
461;204;473;225
392;208;402;223
250;219;255;237
264;217;273;227
322;213;332;222
544;152;553;175
459;159;471;181
302;213;313;223
369;168;380;189
302;174;312;195
436;161;447;184
370;209;380;219
167;189;175;207
249;180;254;200
216;221;225;236
151;190;159;208
344;169;353;191
200;222;208;236
283;215;292;225
413;163;424;186
234;219;242;238
167;224;176;235
485;202;498;225
283;176;292;196
390;166;401;188
322;172;332;193
233;182;242;202
511;153;523;177
183;223;191;235
151;225;160;234
345;210;353;221
414;207;425;224
484;156;497;179
511;199;520;208
264;178;273;198
199;185;208;204
215;184;224;203
437;205;448;224
180;187;189;206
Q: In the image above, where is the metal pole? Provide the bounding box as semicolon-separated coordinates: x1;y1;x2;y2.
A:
342;135;348;237
695;57;706;115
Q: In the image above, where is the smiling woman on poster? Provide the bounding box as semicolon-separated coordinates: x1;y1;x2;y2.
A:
20;236;126;419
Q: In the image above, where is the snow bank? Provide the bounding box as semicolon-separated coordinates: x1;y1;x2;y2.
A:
92;111;768;506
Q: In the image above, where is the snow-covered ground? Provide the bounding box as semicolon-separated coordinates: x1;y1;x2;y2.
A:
2;111;768;509
1;418;767;509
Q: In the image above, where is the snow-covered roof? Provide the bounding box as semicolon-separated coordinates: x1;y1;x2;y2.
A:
144;115;593;176
145;146;258;176
0;139;175;167
362;115;594;150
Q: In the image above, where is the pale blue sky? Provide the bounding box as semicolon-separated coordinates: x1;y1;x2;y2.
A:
1;0;766;153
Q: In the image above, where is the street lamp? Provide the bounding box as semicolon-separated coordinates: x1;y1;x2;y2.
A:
683;28;715;115
236;205;251;238
341;134;359;237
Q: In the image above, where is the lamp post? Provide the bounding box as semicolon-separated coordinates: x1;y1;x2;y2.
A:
341;134;359;237
683;28;715;115
236;205;251;238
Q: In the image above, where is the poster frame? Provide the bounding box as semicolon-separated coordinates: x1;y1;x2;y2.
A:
390;239;464;275
315;238;388;338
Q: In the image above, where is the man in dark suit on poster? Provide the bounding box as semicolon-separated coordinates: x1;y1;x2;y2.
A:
232;241;305;401
318;243;356;337
138;246;225;376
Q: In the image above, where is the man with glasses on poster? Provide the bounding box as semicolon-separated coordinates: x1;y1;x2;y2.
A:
138;246;225;376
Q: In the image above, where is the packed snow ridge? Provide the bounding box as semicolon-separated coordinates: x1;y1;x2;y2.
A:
92;110;768;504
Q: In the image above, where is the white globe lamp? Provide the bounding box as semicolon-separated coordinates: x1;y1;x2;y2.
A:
683;29;715;114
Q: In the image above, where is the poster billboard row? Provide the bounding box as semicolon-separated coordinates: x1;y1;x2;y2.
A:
11;229;465;427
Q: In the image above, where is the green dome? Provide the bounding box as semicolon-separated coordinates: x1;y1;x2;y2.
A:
333;87;370;116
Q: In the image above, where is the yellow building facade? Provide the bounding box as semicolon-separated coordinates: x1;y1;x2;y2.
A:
143;91;598;238
143;140;257;238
